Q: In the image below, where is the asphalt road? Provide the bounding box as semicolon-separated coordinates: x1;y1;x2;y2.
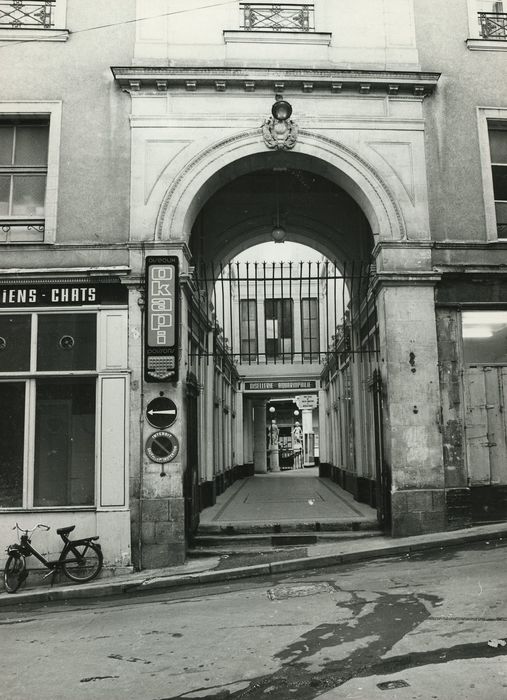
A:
2;540;507;700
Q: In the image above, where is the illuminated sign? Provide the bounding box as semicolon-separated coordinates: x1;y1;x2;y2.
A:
145;256;179;382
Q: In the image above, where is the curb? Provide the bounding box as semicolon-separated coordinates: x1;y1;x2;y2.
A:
1;526;506;608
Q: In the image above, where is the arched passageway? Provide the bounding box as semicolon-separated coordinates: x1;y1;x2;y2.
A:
181;158;388;538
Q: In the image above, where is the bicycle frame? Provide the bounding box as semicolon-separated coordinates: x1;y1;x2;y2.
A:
9;529;100;579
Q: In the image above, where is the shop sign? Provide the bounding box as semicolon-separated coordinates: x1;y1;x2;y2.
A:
145;431;179;464
295;394;318;410
244;380;317;391
146;396;177;429
145;256;179;383
0;283;127;307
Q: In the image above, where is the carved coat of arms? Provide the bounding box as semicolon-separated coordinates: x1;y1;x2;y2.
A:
262;101;298;151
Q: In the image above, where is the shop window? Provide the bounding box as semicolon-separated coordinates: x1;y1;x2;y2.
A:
37;313;97;371
0;310;98;509
34;379;95;507
0;382;25;508
301;297;319;361
0;314;31;371
462;311;507;363
265;298;293;360
240;299;257;360
488;124;507;237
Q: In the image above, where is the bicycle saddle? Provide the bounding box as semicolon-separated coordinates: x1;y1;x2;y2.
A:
56;526;75;535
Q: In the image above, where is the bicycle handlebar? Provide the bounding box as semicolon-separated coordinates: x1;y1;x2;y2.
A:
12;523;50;533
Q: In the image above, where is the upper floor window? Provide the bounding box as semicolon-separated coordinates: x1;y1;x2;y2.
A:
301;297;319;361
265;298;293;360
0;103;62;244
240;3;315;32
0;120;48;236
488;124;507;237
476;1;506;39
239;299;258;361
0;1;68;40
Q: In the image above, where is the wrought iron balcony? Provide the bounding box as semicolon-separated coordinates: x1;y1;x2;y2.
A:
0;0;55;29
478;12;507;39
240;3;314;32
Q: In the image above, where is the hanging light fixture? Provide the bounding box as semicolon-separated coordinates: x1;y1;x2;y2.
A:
271;169;286;243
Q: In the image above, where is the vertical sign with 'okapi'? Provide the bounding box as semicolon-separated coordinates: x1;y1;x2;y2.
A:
145;256;179;382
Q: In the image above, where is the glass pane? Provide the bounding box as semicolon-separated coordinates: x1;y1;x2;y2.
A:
11;175;46;217
492;166;507;201
0;125;14;165
495;200;507;224
0;315;31;372
0;382;25;507
463;311;507;363
14;125;49;166
34;379;96;507
490;130;507;164
0;175;10;216
37;314;97;371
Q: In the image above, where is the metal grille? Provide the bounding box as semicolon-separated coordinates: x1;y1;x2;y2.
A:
478;12;507;39
240;3;314;32
0;1;55;28
187;260;377;365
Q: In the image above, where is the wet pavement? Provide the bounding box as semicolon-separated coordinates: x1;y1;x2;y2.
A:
2;539;507;699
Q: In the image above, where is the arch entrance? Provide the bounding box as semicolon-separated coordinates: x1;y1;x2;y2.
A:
180;157;389;539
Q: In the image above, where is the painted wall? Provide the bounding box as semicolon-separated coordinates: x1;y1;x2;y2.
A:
134;0;420;69
414;0;507;245
0;0;135;261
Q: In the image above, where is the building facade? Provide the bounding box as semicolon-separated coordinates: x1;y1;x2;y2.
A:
0;0;506;572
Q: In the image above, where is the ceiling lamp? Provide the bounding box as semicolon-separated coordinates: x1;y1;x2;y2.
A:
271;169;286;243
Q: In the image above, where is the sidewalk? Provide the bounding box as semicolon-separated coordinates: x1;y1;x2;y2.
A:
1;522;506;608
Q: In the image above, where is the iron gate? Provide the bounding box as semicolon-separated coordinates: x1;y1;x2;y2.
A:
187;260;378;365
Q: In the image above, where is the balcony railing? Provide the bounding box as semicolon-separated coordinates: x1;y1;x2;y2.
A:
478;12;507;39
240;3;314;32
0;1;55;29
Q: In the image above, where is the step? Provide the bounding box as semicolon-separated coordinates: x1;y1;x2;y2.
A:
196;519;379;537
191;529;383;550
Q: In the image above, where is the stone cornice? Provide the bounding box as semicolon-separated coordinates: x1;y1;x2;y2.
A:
111;66;440;98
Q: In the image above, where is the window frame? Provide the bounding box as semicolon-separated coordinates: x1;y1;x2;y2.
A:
0;309;99;511
466;0;507;49
0;102;61;244
477;107;507;240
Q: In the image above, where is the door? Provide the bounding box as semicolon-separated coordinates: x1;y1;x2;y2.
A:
464;366;507;485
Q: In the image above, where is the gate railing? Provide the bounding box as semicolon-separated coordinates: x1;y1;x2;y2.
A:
240;3;314;32
188;260;377;365
478;11;507;39
0;0;55;28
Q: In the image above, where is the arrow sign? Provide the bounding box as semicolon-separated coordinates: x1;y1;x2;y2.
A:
146;397;178;429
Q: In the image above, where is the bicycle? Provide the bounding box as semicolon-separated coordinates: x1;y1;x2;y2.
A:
3;523;103;594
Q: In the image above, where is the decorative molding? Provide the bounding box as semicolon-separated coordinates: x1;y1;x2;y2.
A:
155;128;406;243
111;66;440;99
223;30;332;45
0;27;68;41
466;38;507;51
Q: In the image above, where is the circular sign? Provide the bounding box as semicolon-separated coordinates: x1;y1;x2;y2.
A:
145;431;179;464
146;397;178;429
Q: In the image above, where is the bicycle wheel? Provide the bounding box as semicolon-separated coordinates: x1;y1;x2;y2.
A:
4;554;26;594
61;542;103;583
